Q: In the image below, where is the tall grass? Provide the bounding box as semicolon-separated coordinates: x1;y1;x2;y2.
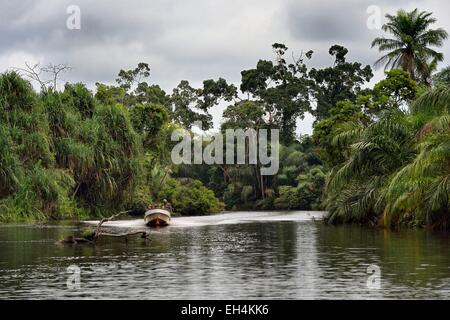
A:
0;72;145;222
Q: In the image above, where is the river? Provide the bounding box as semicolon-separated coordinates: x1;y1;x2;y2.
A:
0;211;449;299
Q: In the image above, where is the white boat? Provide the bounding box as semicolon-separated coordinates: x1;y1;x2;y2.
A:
144;208;171;227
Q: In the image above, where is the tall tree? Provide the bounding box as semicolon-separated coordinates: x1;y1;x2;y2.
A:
372;9;448;85
310;45;373;121
240;43;313;144
170;78;237;130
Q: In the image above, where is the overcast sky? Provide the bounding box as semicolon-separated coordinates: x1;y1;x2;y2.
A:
1;0;449;134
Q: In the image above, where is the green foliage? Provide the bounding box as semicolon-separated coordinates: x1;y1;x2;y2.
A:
2;24;449;229
130;103;169;147
433;66;450;87
240;43;313;144
222;101;266;130
95;83;126;105
116;62;151;92
0;68;223;222
313;101;369;165
63;83;95;119
274;166;325;210
135;83;170;107
313;70;418;166
323;85;450;229
411;86;450;116
170;78;236;130
159;178;224;216
174;129;326;211
368;69;418;114
325;113;417;224
0;71;162;222
0;72;76;222
310;45;373;121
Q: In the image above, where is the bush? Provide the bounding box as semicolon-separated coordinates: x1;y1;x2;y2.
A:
274;167;326;210
159;178;224;215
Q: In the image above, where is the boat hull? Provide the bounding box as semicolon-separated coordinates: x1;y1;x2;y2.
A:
144;209;171;227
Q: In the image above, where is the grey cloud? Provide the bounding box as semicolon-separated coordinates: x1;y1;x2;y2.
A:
287;0;371;42
1;0;450;134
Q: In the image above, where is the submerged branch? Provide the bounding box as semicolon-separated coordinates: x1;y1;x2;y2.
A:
58;210;150;245
93;210;150;243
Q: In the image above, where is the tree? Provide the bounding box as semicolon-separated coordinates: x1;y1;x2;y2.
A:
222;100;266;130
63;83;95;119
433;66;450;87
240;43;313;144
313;101;369;166
135;82;170;107
116;62;150;92
221;101;268;202
159;178;224;215
274;167;325;210
0;72;75;221
313;69;418;165
372;9;448;85
170;80;212;129
129;103;169;148
310;45;373;121
14;62;72;92
170;78;237;130
95;83;126;105
362;69;418;117
325;113;417;225
389;89;450;228
95;63;171;110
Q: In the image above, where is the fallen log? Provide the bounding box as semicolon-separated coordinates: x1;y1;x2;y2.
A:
58;210;150;245
93;210;150;243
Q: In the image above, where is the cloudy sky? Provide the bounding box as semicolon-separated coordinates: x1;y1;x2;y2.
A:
1;0;449;133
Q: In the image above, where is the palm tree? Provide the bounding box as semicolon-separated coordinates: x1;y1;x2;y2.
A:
372;9;448;85
325;113;417;224
385;88;450;229
433;66;450;87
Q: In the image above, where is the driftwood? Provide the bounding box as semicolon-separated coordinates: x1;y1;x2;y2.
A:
58;210;150;245
93;210;150;243
94;210;129;241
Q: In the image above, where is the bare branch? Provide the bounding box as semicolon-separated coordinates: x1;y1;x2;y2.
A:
13;62;72;92
94;210;132;241
13;62;50;92
42;63;72;90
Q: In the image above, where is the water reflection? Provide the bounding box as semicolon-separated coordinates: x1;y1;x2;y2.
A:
0;212;449;299
315;225;450;298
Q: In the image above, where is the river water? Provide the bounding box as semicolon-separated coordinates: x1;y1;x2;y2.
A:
0;211;449;299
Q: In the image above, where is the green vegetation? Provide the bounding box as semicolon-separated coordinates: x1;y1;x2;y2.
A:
324;85;450;229
0;8;449;229
322;9;450;229
0;69;223;222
